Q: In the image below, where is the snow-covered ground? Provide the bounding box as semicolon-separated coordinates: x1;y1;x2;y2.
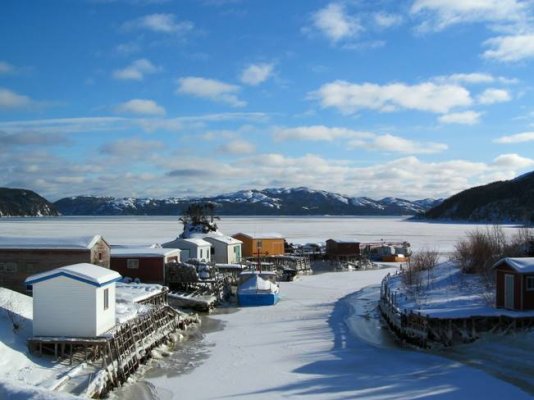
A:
0;288;78;399
386;262;534;319
110;270;531;400
1;217;532;399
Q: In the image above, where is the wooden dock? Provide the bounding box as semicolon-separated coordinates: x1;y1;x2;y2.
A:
28;304;199;398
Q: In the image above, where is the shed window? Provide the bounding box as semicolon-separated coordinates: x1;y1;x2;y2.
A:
104;288;109;310
527;276;534;291
127;259;139;269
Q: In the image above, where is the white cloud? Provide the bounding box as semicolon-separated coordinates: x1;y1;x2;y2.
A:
122;13;194;34
274;126;446;155
0;88;32;109
310;3;362;42
274;125;374;142
434;73;494;84
483;34;534;62
100;138;164;158
433;72;518;85
0;61;15;74
311;80;472;114
176;76;246;107
116;99;166;115
218;139;255;155
240;63;274;86
113;59;160;81
477;88;511;104
348;134;447;154
0;113;267;135
492;153;534;169
438;111;482;125
411;0;528;31
373;13;403;29
494;131;534;143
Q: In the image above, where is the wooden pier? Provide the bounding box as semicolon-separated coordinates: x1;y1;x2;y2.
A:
28;304;199;398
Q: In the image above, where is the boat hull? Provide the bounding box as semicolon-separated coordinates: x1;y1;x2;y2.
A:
238;292;279;306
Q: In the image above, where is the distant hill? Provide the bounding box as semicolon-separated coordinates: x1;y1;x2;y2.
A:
0;188;59;217
423;171;534;223
55;187;441;216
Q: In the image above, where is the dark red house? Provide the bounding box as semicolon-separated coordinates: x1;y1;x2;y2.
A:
325;239;360;260
110;247;180;284
493;257;534;311
0;235;110;293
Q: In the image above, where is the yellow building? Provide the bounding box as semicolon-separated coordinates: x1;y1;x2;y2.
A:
232;232;285;257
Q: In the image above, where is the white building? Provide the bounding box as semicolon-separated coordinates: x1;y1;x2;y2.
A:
203;235;243;264
25;263;121;337
162;238;212;262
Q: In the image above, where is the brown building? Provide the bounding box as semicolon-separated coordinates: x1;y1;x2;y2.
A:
0;235;110;293
110;247;180;284
493;257;534;311
232;233;285;257
325;239;361;260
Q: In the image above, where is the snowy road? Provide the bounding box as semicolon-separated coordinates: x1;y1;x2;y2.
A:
119;270;531;399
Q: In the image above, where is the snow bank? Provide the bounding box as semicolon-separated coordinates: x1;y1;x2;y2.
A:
387;262;534;318
0;379;77;400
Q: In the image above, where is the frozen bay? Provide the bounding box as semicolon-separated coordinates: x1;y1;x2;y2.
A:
0;215;522;254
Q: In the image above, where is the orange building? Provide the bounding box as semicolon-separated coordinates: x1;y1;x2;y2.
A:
232;233;285;257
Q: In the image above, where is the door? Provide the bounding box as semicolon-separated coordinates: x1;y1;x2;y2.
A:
504;274;515;309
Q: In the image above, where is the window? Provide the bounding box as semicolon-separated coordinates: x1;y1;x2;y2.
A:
4;262;17;273
527;276;534;291
127;259;139;269
257;240;263;248
104;288;109;310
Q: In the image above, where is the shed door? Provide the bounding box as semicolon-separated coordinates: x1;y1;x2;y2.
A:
504;274;515;309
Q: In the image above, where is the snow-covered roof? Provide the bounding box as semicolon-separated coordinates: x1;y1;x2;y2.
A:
493;257;534;273
25;263;121;287
164;238;211;247
0;235;105;250
203;235;242;245
240;270;277;276
111;247;180;258
327;239;360;244
116;282;166;303
234;232;284;239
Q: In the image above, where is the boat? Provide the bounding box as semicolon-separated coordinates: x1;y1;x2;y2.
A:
237;271;280;306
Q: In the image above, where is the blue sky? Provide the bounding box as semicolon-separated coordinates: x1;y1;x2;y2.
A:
1;0;534;201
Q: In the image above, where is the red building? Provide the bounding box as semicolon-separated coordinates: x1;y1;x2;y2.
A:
493;257;534;311
0;235;110;293
325;239;360;260
110;247;180;284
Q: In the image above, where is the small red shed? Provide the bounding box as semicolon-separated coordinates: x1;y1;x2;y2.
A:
493;257;534;311
325;239;360;260
110;247;180;285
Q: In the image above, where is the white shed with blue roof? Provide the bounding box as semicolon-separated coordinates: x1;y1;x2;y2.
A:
25;263;122;337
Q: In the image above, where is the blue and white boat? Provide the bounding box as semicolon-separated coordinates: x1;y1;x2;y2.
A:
237;271;279;306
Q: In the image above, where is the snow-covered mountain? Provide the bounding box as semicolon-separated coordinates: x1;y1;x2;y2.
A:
55;187;440;216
